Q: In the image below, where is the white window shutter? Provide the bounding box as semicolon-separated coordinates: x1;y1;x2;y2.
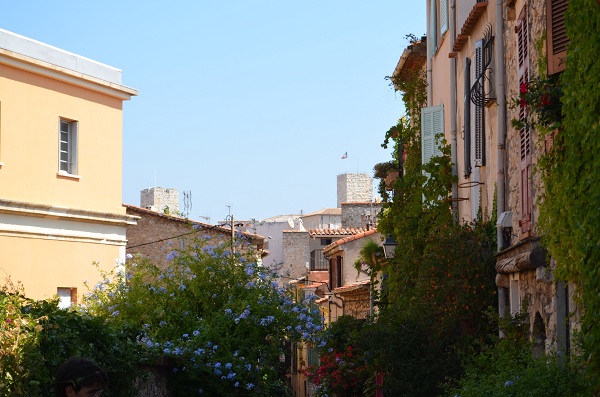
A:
440;0;448;35
422;105;444;167
429;0;438;58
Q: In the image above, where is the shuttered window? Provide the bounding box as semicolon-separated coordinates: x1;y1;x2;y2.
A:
517;6;532;237
440;0;448;35
429;0;438;58
474;40;485;167
546;0;568;75
422;105;444;168
464;58;472;177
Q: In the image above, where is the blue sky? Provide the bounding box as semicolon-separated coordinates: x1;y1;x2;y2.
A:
4;1;425;223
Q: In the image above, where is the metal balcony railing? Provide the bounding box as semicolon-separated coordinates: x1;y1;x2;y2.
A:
310;249;328;271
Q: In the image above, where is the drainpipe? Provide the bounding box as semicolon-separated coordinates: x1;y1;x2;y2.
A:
450;0;458;223
426;0;433;106
495;0;508;327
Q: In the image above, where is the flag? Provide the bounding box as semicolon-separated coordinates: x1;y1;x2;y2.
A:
341;152;347;159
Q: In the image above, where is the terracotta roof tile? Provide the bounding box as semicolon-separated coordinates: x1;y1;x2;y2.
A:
323;229;379;253
309;228;367;237
332;280;370;294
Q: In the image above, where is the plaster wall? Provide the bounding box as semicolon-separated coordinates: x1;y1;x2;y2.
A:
451;4;499;223
0;234;122;301
0;62;126;215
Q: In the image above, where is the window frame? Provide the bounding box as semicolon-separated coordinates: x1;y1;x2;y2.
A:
58;118;78;176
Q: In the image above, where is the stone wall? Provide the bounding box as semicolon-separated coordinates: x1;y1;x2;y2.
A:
503;0;547;244
140;187;179;214
282;230;310;281
341;202;382;229
336;173;373;207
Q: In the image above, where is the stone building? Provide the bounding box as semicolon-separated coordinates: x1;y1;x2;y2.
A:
336;173;373;207
140;187;179;214
125;205;264;269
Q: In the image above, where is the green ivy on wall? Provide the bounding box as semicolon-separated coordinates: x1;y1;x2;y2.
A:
537;0;600;392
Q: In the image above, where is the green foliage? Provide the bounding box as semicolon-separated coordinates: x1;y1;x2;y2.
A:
85;234;322;396
446;310;587;397
365;59;498;395
536;0;600;392
0;281;145;397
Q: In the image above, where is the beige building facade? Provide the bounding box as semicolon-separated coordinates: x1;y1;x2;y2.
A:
417;0;573;354
0;29;137;304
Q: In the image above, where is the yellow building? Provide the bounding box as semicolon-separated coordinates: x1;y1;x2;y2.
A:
0;28;138;305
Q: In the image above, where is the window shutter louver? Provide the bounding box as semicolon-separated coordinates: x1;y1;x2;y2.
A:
429;0;438;58
474;40;485;167
464;58;472;177
422;105;444;173
440;0;448;35
517;7;532;236
546;0;568;75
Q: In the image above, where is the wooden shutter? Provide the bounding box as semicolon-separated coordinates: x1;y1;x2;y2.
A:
546;0;568;75
464;58;472;177
440;0;448;35
474;40;485;167
517;7;532;237
429;0;438;57
422;105;444;169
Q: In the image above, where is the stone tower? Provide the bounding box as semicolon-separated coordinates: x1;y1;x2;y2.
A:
336;173;373;207
140;187;179;214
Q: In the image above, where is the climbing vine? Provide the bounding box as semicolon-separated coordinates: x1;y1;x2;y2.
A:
537;0;600;391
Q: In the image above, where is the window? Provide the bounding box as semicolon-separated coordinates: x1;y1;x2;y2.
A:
59;119;78;175
320;238;332;246
546;0;568;75
463;58;472;177
57;287;77;309
421;104;444;186
440;0;448;35
509;279;520;315
310;249;328;271
429;0;438;57
474;39;485;167
517;7;532;237
429;0;448;58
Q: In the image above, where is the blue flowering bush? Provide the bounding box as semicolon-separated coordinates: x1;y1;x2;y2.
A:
84;233;323;396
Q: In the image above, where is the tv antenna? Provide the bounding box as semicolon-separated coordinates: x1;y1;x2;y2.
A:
183;190;192;218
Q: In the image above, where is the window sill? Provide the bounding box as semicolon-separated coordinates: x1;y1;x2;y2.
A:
57;171;80;180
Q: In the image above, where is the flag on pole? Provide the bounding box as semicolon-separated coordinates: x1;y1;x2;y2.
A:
341;152;347;159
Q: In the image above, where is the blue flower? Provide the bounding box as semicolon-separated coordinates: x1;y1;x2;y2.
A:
193;330;200;337
225;362;232;369
246;383;255;390
178;284;186;291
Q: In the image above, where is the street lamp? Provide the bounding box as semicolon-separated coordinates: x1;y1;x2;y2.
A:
382;234;398;259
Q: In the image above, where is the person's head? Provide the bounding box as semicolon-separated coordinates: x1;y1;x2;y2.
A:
54;357;108;397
